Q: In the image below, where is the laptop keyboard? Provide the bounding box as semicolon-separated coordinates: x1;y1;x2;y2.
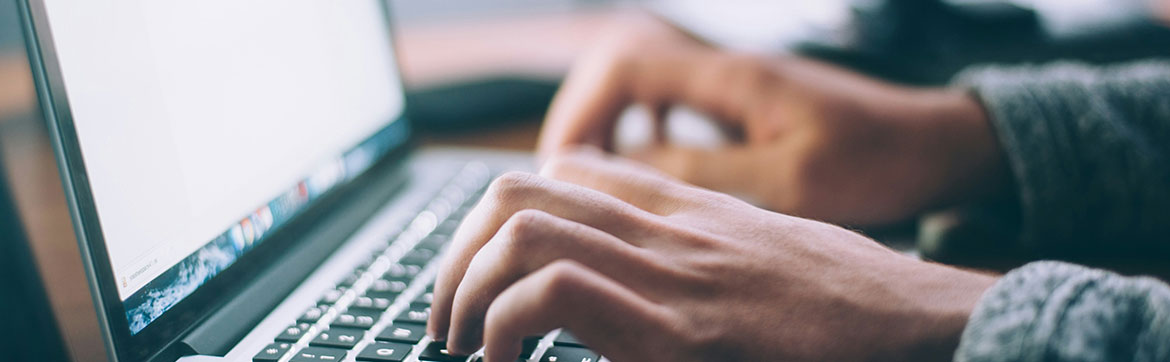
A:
253;163;605;362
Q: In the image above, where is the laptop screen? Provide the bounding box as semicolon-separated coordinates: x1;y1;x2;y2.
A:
38;1;407;335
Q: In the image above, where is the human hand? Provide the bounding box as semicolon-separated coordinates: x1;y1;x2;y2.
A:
538;14;1008;226
428;149;998;362
1157;0;1170;24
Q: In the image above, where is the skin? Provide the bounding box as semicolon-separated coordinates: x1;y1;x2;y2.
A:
1159;0;1170;24
427;149;998;362
536;13;1009;227
428;13;1014;362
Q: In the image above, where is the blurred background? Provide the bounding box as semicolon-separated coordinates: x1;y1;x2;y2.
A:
1;0;1168;360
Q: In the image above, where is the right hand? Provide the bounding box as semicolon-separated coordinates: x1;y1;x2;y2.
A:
426;149;998;362
538;14;1008;226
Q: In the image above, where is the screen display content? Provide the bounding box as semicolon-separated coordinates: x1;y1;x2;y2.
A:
39;0;406;334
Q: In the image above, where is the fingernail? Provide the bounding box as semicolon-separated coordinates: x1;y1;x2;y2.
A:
449;337;480;357
445;336;465;355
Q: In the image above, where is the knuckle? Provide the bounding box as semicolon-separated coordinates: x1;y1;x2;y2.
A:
498;209;552;251
481;298;509;336
534;261;586;305
654;310;734;361
486;171;540;204
687;328;737;361
491;171;537;190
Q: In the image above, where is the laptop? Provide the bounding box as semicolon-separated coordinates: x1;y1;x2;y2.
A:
19;1;603;361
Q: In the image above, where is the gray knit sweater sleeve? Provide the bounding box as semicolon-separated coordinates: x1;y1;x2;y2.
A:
950;61;1170;361
956;261;1170;361
955;60;1170;253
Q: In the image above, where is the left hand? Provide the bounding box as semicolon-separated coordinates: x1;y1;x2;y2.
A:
427;148;998;362
536;14;1006;227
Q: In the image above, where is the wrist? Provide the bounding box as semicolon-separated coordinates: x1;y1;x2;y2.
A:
906;89;1011;210
891;264;999;362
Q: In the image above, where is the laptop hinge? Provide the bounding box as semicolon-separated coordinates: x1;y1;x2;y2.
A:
177;160;410;357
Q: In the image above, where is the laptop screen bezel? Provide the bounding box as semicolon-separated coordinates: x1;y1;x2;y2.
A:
18;1;414;361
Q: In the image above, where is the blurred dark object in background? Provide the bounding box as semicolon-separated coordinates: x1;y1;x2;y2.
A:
0;144;70;362
0;1;73;349
798;0;1170;84
407;77;560;134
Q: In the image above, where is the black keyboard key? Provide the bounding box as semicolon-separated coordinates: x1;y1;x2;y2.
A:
470;354;527;362
520;336;541;359
416;235;449;251
349;296;393;311
356;257;377;271
418;341;469;362
393;305;431;325
540;346;599;362
375;323;426;344
290;346;347;362
356;341;413;362
383;264;422;280
253;342;292;362
275;323;311;343
399;249;436;267
332;309;381;330
382;274;414;284
348;307;383;318
365;279;409;299
337;271;363;288
412;292;434;308
553;331;586;348
297;305;329;324
319;288;345;306
433;222;459;237
310;328;365;349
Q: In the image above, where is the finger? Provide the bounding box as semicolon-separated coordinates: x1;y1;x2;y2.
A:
481;260;675;362
536;45;633;158
626;145;765;196
446;209;669;354
428;172;658;338
540;146;697;215
536;40;763;160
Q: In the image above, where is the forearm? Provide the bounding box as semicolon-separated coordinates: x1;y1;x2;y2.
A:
956;261;1170;362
